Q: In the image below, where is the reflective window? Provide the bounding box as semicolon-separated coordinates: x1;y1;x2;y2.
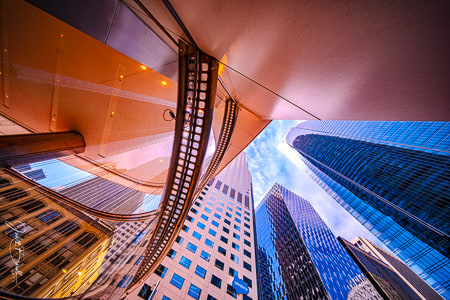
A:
195;265;206;279
200;250;210;261
208;228;217;237
243;261;252;271
179;256;192;269
154;264;167;278
167;249;176;259
214;259;224;270
197;221;206;230
211;220;219;227
205;238;214;248
170;273;185;289
211;275;222;288
218;246;226;256
188;283;202;300
192;231;202;240
186;242;197;253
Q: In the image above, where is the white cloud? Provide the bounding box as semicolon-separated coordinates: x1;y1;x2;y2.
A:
245;120;382;246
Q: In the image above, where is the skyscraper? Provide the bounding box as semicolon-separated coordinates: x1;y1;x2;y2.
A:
286;121;449;297
126;153;258;300
255;183;380;299
348;237;442;299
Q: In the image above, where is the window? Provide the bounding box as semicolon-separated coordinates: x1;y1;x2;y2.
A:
236;211;241;217
218;201;225;207
244;231;251;237
245;196;250;208
230;188;236;199
182;225;189;232
237;192;242;204
194;201;201;207
215;259;224;270
229;267;237;277
207;295;218;300
244;261;252;271
207;201;214;207
235;217;241;223
233;233;240;240
137;283;152;300
154;264;167;278
224;219;231;225
216;207;223;212
213;213;221;219
162;296;172;300
244;239;251;247
244;249;251;258
227;206;233;212
186;242;197;253
244;223;250;229
167;249;176;259
223;184;229;194
190;208;198;214
208;228;217;237
243;276;252;288
201;214;209;221
245;216;250;222
245;211;250;216
223;226;230;234
188;284;202;300
218;246;226;256
37;210;62;225
186;216;194;222
211;275;222;288
179;256;192;269
231;253;239;263
200;250;210;261
227;284;237;298
195;265;206;278
226;212;232;218
215;180;222;190
135;256;143;265
234;224;240;231
243;295;252;300
205;238;214;248
211;220;219;227
19;200;45;213
175;236;183;244
220;236;228;244
192;231;202;240
197;222;206;230
170;273;185;289
204;206;212;213
232;242;239;251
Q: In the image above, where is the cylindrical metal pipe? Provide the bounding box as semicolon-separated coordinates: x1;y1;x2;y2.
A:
0;131;85;167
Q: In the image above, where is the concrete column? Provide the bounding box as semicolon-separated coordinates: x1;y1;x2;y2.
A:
0;131;85;167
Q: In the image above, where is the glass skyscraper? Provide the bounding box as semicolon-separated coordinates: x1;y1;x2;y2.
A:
255;183;380;299
286;121;449;297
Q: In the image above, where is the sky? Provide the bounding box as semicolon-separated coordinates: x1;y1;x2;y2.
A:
244;120;381;243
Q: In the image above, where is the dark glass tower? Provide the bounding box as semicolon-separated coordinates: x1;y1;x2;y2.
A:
255;183;380;300
286;121;449;297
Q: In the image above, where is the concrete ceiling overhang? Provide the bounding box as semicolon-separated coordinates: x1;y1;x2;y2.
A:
131;0;450;120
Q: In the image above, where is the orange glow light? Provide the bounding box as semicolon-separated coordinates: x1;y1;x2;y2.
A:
161;80;168;86
77;271;82;276
140;65;147;70
198;109;204;114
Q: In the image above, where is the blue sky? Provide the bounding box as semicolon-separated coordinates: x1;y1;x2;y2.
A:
244;120;381;243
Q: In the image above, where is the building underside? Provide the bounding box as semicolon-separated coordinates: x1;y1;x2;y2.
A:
0;0;449;298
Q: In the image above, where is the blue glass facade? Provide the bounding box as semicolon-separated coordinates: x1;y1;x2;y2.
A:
286;121;450;297
255;183;379;299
